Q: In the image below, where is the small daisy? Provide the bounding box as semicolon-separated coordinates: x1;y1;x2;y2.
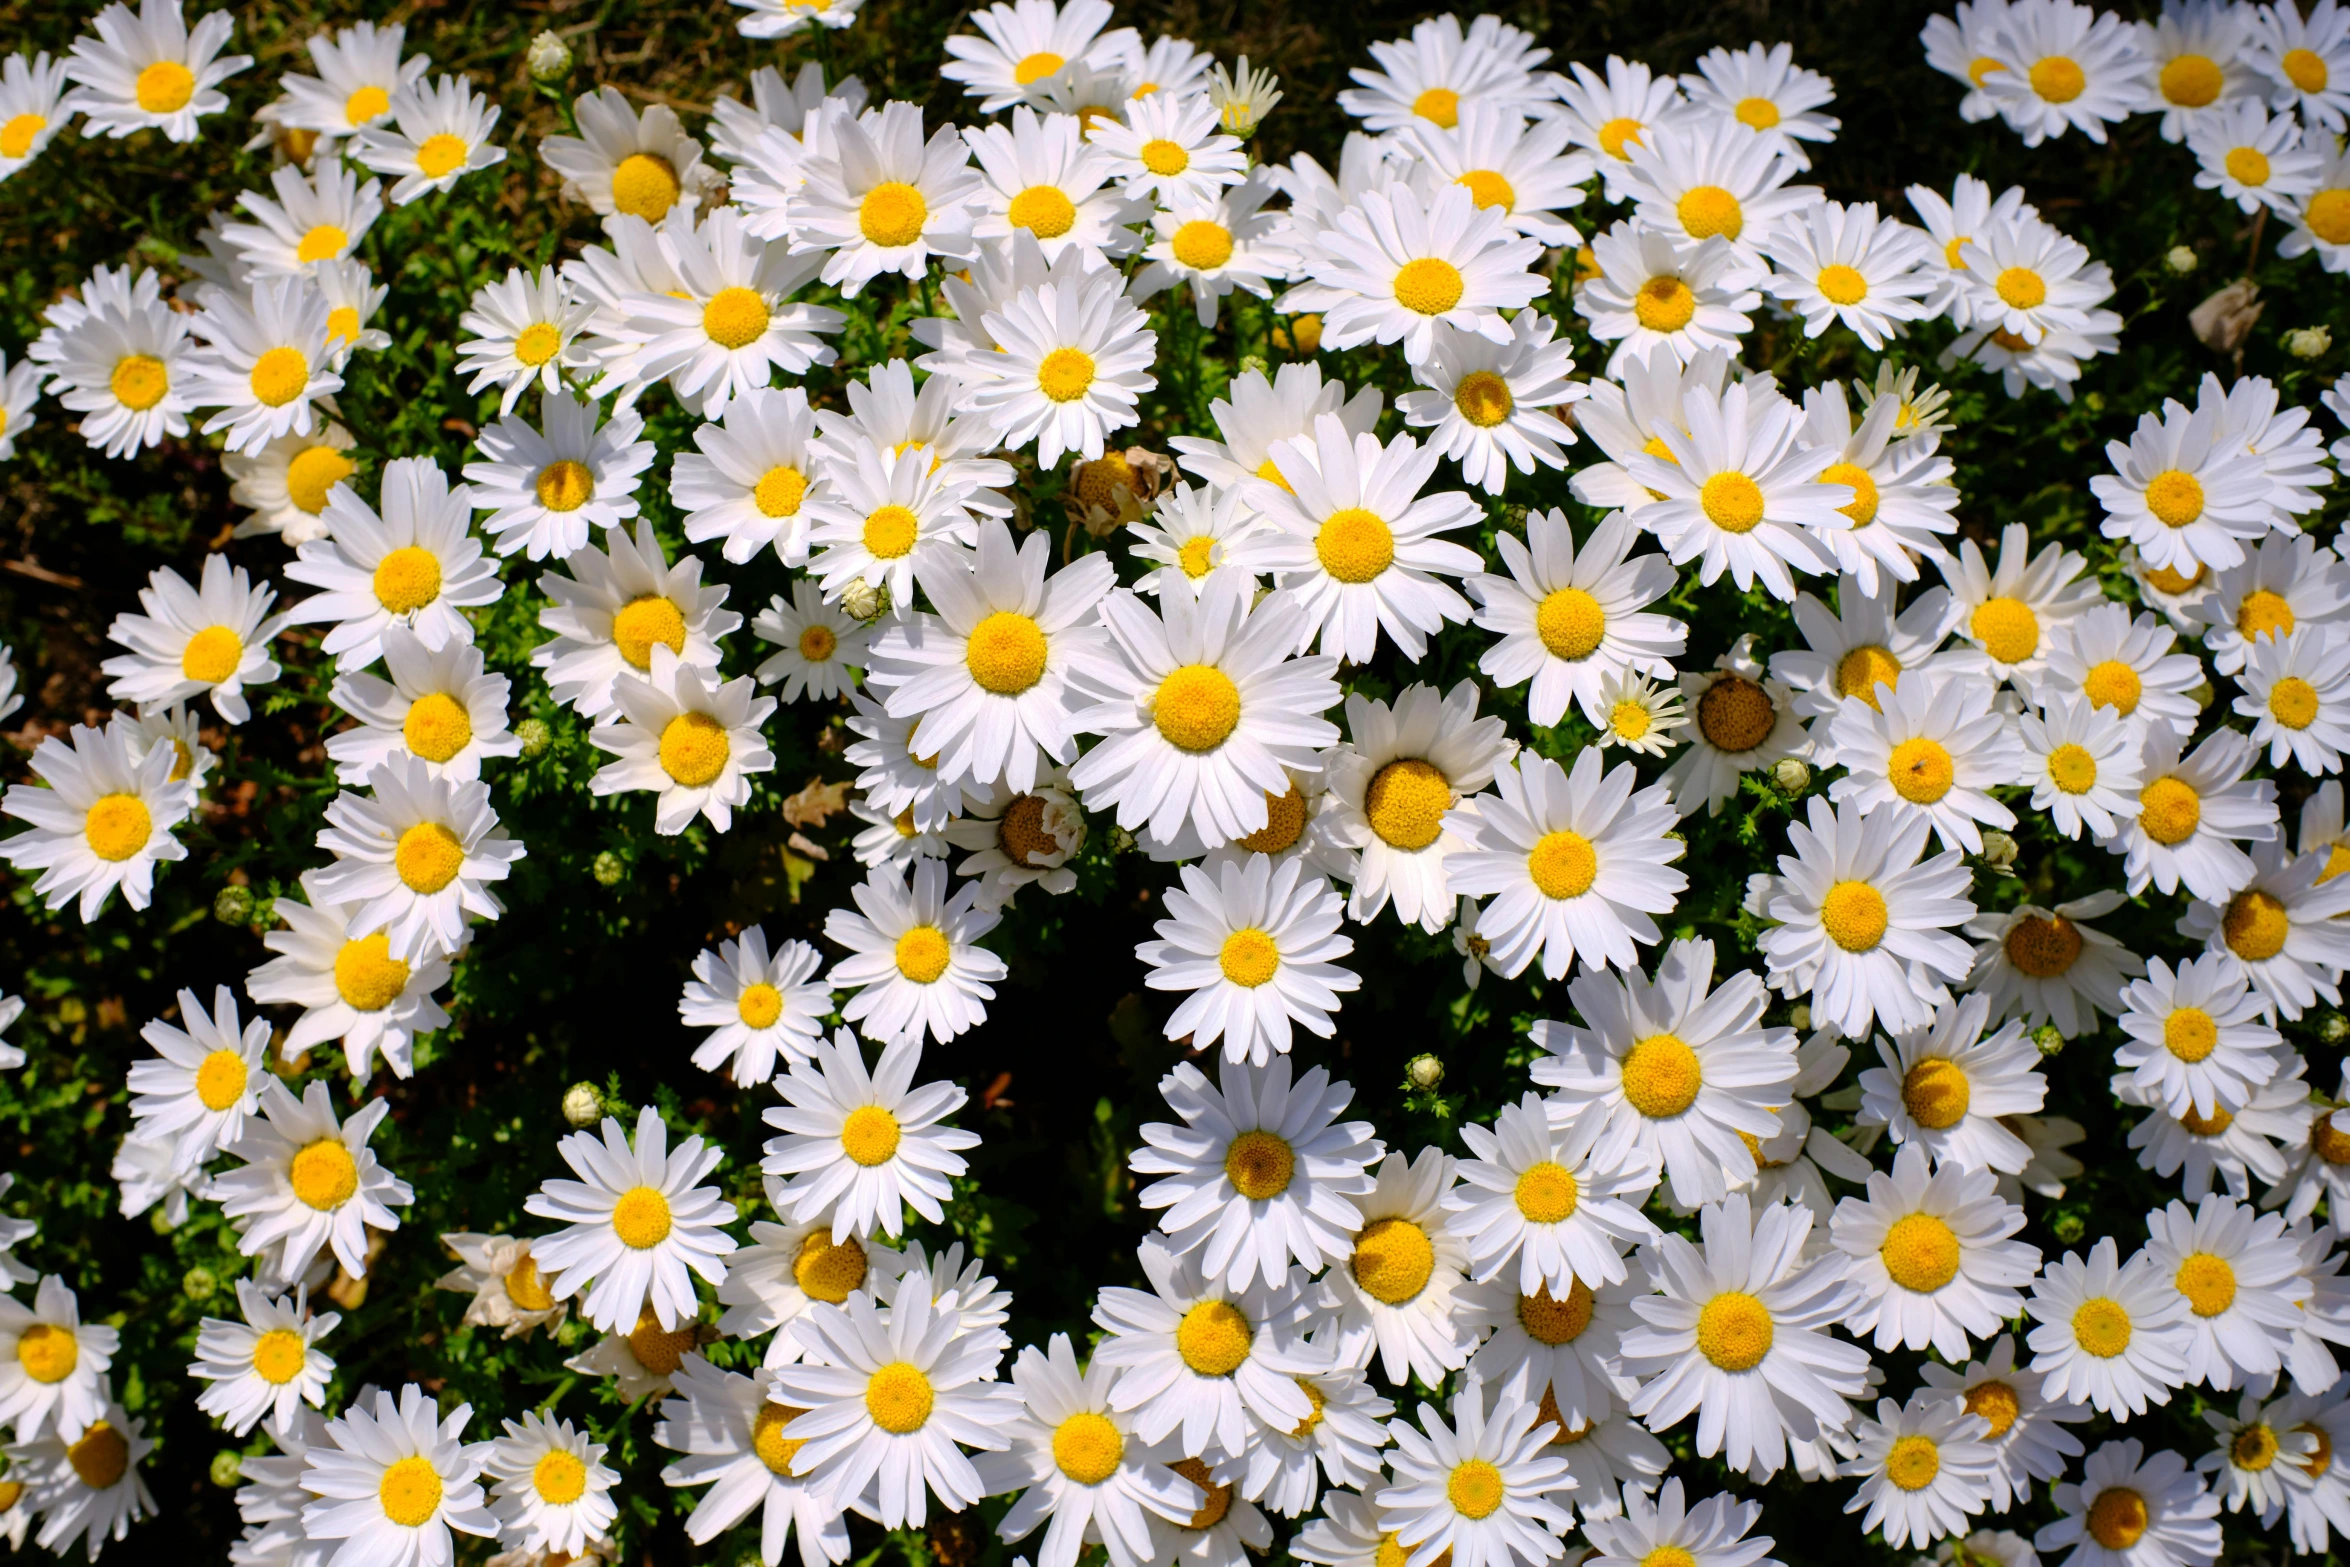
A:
1292;184;1546;367
966;103;1149;266
2018;692;2144;841
523;1105;737;1334
1124;482;1262;604
213;1079;412;1287
2196;1386;2319;1531
1580;1476;1778;1567
1757;796;1979;1040
620;207;846;417
224;424;360;545
822;860;1005;1047
1166;360;1385;497
1136;174;1288;329
540;85;716;227
1623;378;1844;603
353;74;506;204
808;440;988;604
1915;1334;2090;1513
1404;102;1593;248
1093;89;1246;207
8;1395;155;1559
588;647;776;835
1320;1147;1475;1390
2107;726;2280;904
455;265;596;417
2190;530;2350;677
1763;200;1938;349
1829;1142;2039;1363
2035;1439;2222;1567
0;52;68;180
483;1410;618;1558
2120;1053;2315;1202
762;1028;979;1245
1981;1;2151;144
0;1276;116;1442
1963;892;2144;1038
2143;1193;2309;1392
944;777;1086;909
1594;672;1689;757
1619;115;1820;263
1686;39;1840;157
30;263;193;458
533;521;741;724
2236;626;2350;774
1767;576;1962;752
249;864;455;1081
1449;1091;1662;1295
466;393;653;561
1828;669;2021;855
1856;991;2047;1174
2024;1238;2193;1418
677;386;827;567
285;455;501;672
1573;221;1764;378
101;553;284;724
1319;680;1515;934
1552;54;1691;196
434;1232;568;1340
190;1280;337;1438
1397;314;1583;497
123;982;269;1169
1136;854;1358;1067
2189;96;2323;214
312;755;521;962
2182;839;2350;1019
0;719;196;921
753;580;870;704
1842;1392;2001;1551
325;630;519;787
60;0;250;143
2040;604;2201;746
1618;1190;1872;1480
299;1385;497;1560
681;927;830;1086
1664;645;1810;817
185;275;343;456
1375;1382;1573;1567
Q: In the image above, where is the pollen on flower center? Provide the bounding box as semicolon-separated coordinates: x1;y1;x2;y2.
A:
2163;1005;2220;1062
1176;1299;1253;1375
1139;138;1191;175
1699;471;1766;533
2004;914;2083;978
250;1328;307;1386
1412;86;1460;127
83;794;152;863
1218;928;1280;989
2307;189;2350;246
2029;55;2087;102
1037;347;1096;402
1994;266;2047;310
1821;880;1890;953
1620;1032;1702;1118
1696;1290;1773;1370
628;1304;698;1374
2270;676;2321;730
415;134;469;179
530;1447;587;1504
796;623;837;663
2225;146;2272;187
2283;47;2331;90
1902;1056;1970;1129
371;544;442;613
2139;775;2202;845
1882;1434;1941;1493
610;152;681;220
2072;1295;2133;1357
2234;1423;2281;1472
1612;700;1652;740
1965;1378;2020;1436
395;821;466;894
504;1254;555;1311
2144;561;2204;596
861;1360;936;1434
512;322;563;367
2088;1486;2149;1550
249;346;311;408
394;690;472;765
1634;274;1696;333
796;1230;868;1301
1172;220;1235;270
182;625;244;685
861;504;921;559
1881;1212;1962;1292
1527;830;1598;899
612;595;688;669
1315;507;1395;582
16;1323;77;1384
1643;1550;1696;1567
188;1045;250;1112
2045;742;2100;795
1836;645;1902;707
2077;660;2144;719
2160;53;2223;106
1173;1456;1234;1529
701;286;771;350
295;223;348;265
1970;596;2039;665
2223;889;2290;962
334;933;411;1012
327;307;362;345
1224;1128;1295;1199
2143;468;2205;527
135;59;197;114
1696;673;1777;752
1513;1159;1580;1223
1886;736;1956;804
111;354;169;410
1819;461;1880;525
1536;587;1606;660
1177;536;1216;578
1391;257;1465;316
1351;1217;1435;1304
2176;1251;2237;1316
965;611;1049;694
2239;590;2295;641
735;981;784;1031
372;1451;444;1528
656;711;730;787
1152;663;1243;752
858;181;930;248
1014;50;1066;84
893;925;951;983
1598;117;1645;158
66;1421;127;1490
611;1185;673;1249
1363;758;1451;850
1007;185;1078;239
1448;1457;1504;1520
0;112;46;158
1453;370;1513;428
1053;1410;1124;1485
1237;784;1308;855
535;459;596;513
841;1103;904;1167
1677;184;1743;240
1816;263;1869;305
1518;1278;1594;1344
290;1137;359;1211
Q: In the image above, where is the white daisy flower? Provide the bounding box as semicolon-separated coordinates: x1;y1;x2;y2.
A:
101;552;284;724
1396;314;1582;497
1320;681;1514;934
30;264;195;458
2280;145;2350;268
1767;576;1962;754
247;866;453;1083
613;206;843;417
352;73;507;204
676;388;826;567
1375;1382;1573;1567
1618;1190;1871;1480
1125;482;1264;603
220;160;382;281
325;629;518;788
1762;200;1937;349
1580;1475;1778;1567
846;690;981;834
2116;954;2287;1121
1130;1055;1379;1292
715;1192;909;1361
0;51;68;180
1469;510;1683;730
822;859;1005;1047
1842;1391;2001;1550
123;981;269;1169
1235;1361;1392;1519
185;274;345;457
312;755;521;962
1981;1;2152;144
789;99;979;296
1320;1147;1475;1390
753;580;869;705
2235;624;2350;774
2106;726;2279;904
2183;838;2350;1020
1905;172;2037;324
2034;1438;2222;1567
223;423;359;545
533;520;740;724
1829;1142;2039;1363
1954;213;2117;352
298;1384;497;1560
1624;377;1845;603
761;1029;980;1242
1758;796;1979;1040
454;265;598;417
0;1275;117;1443
1338;12;1556;132
588;647;776;835
1092;88;1247;208
1685;39;1840;159
964;251;1158;469
465;392;654;562
1856;991;2047;1174
1167;361;1384;497
2041;601;2202;745
2137;3;2258;139
1135;854;1358;1067
652;1352;848;1565
2023;1237;2193;1418
2188;96;2323;213
2195;1385;2319;1531
1402;102;1592;250
563;1308;705;1401
190;1280;336;1438
0;718;196;921
2144;1192;2310;1392
1914;1333;2090;1514
1827;669;2020;855
2121;1051;2315;1201
1664;644;1810;816
943;776;1085;909
213;1079;412;1288
1573;221;1764;378
1963;892;2144;1038
1135;173;1288;330
2190;530;2350;677
1618;116;1821;263
540;84;716;227
2017;691;2144;840
681;927;829;1086
482;1409;617;1558
1449;1092;1662;1294
6;1394;155;1559
966;104;1149;266
60;0;250;143
2091;399;2274;578
1551;55;1692;198
1290;184;1545;367
939;0;1126;111
285;456;501;672
523;1105;738;1334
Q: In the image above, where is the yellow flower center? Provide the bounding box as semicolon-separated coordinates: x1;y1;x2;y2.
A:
2143;468;2206;528
625;1304;698;1375
334;933;411;1012
286;445;356;516
1527;830;1598;900
396;690;473;765
1697;673;1777;752
611;1185;672;1249
1902;1057;1971;1129
1517;1279;1593;1344
1053;1411;1123;1484
1836;645;1902;708
2072;1297;2133;1357
0;112;47;159
1224;1129;1294;1199
1448;1458;1504;1519
2029;56;2087;103
1886;1434;1941;1491
1392;256;1466;316
1821;880;1890;952
1139;138;1191;175
2182;1104;2235;1136
135;59;196;113
2226;145;2273;187
2088;1487;2149;1550
2159;53;2223;106
2004;914;2082;978
182;624;244;685
395;821;466;893
1174;1456;1234;1529
2270;676;2321;730
1314;507;1395;582
1696;1291;1773;1370
1966;1378;2020;1437
2306;189;2350;245
2223;889;2291;962
1887;736;1955;804
1177;536;1216;578
1237;784;1308;855
326;307;362;345
858;182;929;247
2140;775;2202;845
292;223;348;266
360;549;443;622
1816;264;1868;305
1634;274;1696;333
2233;1424;2280;1471
1455;168;1515;210
964;611;1048;695
1611;700;1653;741
1148;663;1241;753
1014;51;1066;85
83;794;152;862
1597;117;1644;158
796;624;837;664
2155;1005;2221;1063
250;1328;308;1386
1622;1033;1702;1118
414;134;469;179
532;459;593;514
1994;266;2047;310
1176;1299;1253;1375
1351;1217;1435;1304
529;1447;587;1504
1677;185;1743;240
2284;47;2332;91
1971;596;2039;665
2176;1251;2238;1316
512;321;563;367
1644;1551;1696;1567
893;925;951;983
1513;1159;1580;1223
1217;929;1280;989
504;1254;555;1311
657;712;730;788
290;1137;359;1210
865;1360;936;1433
729;981;782;1030
16;1323;78;1384
1007;184;1078;239
1820;461;1879;525
1037;347;1096;402
613;595;687;670
186;1045;250;1112
1700;471;1766;533
1532;588;1606;661
1291;1376;1326;1436
609;152;681;221
1413;87;1460;126
1881;1212;1962;1292
1364;757;1450;850
795;1230;868;1301
66;1421;127;1491
2044;742;2098;794
111;354;169;411
249;346;310;408
701;286;770;349
1452;370;1513;428
2314;1114;2350;1166
1172;220;1235;271
2239;589;2296;642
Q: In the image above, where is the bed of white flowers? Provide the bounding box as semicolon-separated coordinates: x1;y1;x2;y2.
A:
1;0;2349;1562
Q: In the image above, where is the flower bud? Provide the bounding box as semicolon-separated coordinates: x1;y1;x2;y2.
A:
515;717;552;758
2164;245;2199;275
2286;325;2333;360
1978;829;2019;870
181;1265;218;1302
1404;1053;1444;1091
1770;758;1811;795
591;850;624;887
2033;1023;2065;1056
526;30;573;83
561;1081;605;1128
841;578;891;623
213;885;254;925
2319;1011;2349;1046
2050;1211;2086;1245
210;1450;244;1489
1788;1004;1813;1032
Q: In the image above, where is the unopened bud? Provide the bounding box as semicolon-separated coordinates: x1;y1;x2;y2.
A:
1979;829;2019;870
1404;1053;1444;1091
1770;758;1811;795
561;1081;605;1128
2319;1011;2350;1045
2286;325;2333;360
2033;1023;2065;1056
1236;353;1268;380
210;1450;244;1489
591;849;625;887
841;578;891;623
2050;1211;2086;1245
213;885;254;925
181;1265;218;1303
526;30;574;83
1788;1004;1813;1032
515;717;552;758
2164;245;2199;275
2187;680;2214;709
